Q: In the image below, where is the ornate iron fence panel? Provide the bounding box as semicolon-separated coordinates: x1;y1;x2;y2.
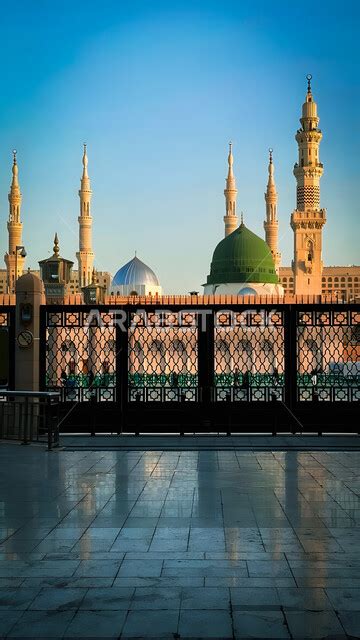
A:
39;304;360;432
128;309;198;402
44;309;117;402
296;308;360;402
213;308;285;401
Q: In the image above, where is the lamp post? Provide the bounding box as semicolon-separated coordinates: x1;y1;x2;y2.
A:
14;245;27;291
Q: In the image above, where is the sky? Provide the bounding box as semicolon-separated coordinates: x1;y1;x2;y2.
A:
0;0;359;293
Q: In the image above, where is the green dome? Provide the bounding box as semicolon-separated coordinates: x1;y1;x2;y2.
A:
206;223;278;285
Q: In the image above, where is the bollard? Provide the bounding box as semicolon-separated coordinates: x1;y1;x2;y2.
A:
21;396;30;445
90;391;97;437
271;392;278;436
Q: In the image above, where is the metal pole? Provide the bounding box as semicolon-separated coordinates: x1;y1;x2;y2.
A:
47;396;52;450
22;396;29;445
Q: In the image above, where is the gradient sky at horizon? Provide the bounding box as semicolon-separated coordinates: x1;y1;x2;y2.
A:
0;0;359;292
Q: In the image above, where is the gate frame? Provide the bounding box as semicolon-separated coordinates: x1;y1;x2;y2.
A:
39;302;360;434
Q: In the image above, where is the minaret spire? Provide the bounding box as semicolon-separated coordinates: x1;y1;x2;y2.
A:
82;143;89;180
53;233;60;257
223;142;238;237
4;150;25;293
264;148;281;273
76;143;94;289
291;75;326;295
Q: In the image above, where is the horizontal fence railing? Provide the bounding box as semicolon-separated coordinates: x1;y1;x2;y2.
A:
0;391;60;449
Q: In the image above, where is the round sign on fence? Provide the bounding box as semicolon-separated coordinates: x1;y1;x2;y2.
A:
17;330;33;349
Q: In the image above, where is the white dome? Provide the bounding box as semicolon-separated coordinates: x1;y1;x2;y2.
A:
112;256;160;288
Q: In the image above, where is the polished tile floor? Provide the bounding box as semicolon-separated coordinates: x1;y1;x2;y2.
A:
0;443;360;638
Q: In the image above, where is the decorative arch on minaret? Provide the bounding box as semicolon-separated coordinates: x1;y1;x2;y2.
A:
264;148;281;273
223;142;238;237
76;143;94;289
4;150;25;294
291;75;326;296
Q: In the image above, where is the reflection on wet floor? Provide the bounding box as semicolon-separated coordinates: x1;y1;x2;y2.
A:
0;445;359;638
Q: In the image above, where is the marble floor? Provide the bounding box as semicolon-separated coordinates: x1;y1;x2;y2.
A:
0;443;360;638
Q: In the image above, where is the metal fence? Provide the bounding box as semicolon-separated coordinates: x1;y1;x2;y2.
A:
40;304;360;433
0;391;60;449
0;307;15;389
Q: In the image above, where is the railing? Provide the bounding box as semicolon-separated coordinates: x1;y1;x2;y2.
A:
0;391;60;449
39;303;360;432
128;386;199;402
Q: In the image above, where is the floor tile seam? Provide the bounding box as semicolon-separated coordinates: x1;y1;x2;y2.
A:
185;487;196;552
2;607;29;637
282;552;300;588
115;486;146;534
228;586;236;640
219;487;227;553
280;605;294;639
148;474;174;552
58;605;79;639
332;607;353;638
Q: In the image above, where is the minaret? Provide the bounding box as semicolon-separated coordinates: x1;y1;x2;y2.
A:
264;149;281;273
291;75;326;295
4;150;25;294
223;142;238;237
76;143;94;288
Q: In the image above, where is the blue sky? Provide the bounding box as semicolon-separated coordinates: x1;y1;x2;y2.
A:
0;0;359;292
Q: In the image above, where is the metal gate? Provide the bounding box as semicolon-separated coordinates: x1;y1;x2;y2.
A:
0;307;15;390
39;303;360;433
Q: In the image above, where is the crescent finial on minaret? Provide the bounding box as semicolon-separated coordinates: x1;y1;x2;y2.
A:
227;141;234;178
82;142;88;175
306;73;312;93
11;149;19;185
53;232;59;256
268;148;275;182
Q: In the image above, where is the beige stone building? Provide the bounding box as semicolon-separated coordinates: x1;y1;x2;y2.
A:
0;268;110;297
279;265;360;301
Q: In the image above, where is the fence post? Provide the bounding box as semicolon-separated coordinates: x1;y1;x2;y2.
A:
117;307;128;435
15;273;45;393
271;392;278;436
47;396;52;450
90;391;96;436
47;395;60;450
284;304;298;433
22;396;29;445
198;308;214;429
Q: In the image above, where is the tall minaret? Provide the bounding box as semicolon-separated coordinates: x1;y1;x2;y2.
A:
223;142;238;237
291;75;326;295
264;149;281;273
76;143;94;289
4;151;25;294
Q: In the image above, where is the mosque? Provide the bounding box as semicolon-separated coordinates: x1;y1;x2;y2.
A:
0;76;359;301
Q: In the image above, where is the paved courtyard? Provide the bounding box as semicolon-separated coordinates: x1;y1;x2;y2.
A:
0;443;360;638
